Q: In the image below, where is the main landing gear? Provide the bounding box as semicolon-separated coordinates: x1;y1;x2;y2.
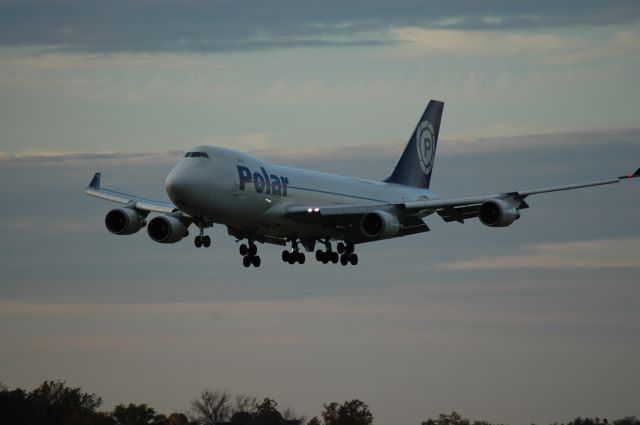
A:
282;239;305;265
239;240;261;268
315;240;358;266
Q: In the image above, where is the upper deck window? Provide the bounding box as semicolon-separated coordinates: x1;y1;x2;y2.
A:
184;152;210;158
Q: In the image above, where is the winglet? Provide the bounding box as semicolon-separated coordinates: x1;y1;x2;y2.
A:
620;167;640;179
88;172;101;189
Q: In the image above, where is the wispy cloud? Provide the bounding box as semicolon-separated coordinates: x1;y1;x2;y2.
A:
387;27;583;57
1;1;639;54
439;238;640;271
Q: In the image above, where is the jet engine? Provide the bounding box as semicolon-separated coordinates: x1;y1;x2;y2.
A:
105;207;146;235
147;215;189;243
478;199;520;227
360;211;401;239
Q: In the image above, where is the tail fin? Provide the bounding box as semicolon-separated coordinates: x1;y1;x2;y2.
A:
384;100;444;189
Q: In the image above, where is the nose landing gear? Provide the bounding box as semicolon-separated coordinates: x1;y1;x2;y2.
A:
194;222;212;248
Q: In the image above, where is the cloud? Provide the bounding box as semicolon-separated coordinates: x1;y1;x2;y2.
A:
0;0;639;53
388;27;583;56
439;238;640;270
386;27;640;64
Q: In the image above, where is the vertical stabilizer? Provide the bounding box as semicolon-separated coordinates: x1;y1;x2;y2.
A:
384;100;444;189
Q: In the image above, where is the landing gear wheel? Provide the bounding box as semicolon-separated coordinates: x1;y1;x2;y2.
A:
242;256;251;267
239;244;248;256
315;250;323;262
249;244;257;256
252;255;261;267
337;242;345;254
346;242;354;254
202;235;211;248
288;255;296;265
349;254;358;265
194;236;202;248
298;252;306;264
282;250;290;262
340;254;349;265
331;252;339;264
322;253;329;264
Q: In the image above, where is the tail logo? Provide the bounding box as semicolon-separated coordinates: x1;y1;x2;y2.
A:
416;120;435;174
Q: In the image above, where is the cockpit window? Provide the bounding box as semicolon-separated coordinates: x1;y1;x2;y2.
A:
184;152;210;158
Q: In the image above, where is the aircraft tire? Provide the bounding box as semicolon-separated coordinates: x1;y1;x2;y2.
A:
331;252;339;263
252;256;261;267
288;255;296;265
249;244;257;256
298;253;305;264
195;236;202;248
203;235;211;247
239;244;248;256
349;254;358;265
337;242;345;254
346;242;354;254
282;250;290;262
315;250;323;261
242;256;251;267
340;254;349;265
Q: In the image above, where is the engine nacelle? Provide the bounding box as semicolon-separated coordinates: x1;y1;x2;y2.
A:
478;199;520;227
105;207;146;235
147;215;189;244
360;211;401;239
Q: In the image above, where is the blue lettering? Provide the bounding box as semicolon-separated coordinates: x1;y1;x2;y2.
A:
237;165;289;197
253;172;265;193
260;167;271;194
270;175;282;196
237;166;252;190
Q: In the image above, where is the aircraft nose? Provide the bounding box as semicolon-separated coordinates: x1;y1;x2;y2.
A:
165;167;190;207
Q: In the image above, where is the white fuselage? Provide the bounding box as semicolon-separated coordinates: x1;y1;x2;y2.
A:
164;146;436;238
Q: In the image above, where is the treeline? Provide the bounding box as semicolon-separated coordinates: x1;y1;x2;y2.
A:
0;381;371;425
1;381;638;425
421;412;640;425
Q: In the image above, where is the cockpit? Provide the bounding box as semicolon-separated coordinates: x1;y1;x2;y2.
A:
184;151;210;158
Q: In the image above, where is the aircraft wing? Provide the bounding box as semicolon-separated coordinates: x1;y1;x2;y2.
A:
402;167;640;222
84;172;177;214
285;167;640;225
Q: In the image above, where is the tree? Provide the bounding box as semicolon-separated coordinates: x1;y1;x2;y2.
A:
0;380;111;425
233;394;258;416
112;403;166;425
321;400;373;425
29;380;105;425
252;398;284;425
190;389;233;425
613;418;640;425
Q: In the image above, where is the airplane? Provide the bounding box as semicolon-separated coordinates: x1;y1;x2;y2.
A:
85;100;639;267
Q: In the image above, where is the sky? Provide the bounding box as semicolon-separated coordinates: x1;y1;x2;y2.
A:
0;1;639;424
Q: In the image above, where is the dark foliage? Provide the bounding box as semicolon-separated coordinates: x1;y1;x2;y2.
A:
321;399;373;425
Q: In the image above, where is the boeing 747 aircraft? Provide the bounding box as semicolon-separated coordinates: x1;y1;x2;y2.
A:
85;100;639;267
